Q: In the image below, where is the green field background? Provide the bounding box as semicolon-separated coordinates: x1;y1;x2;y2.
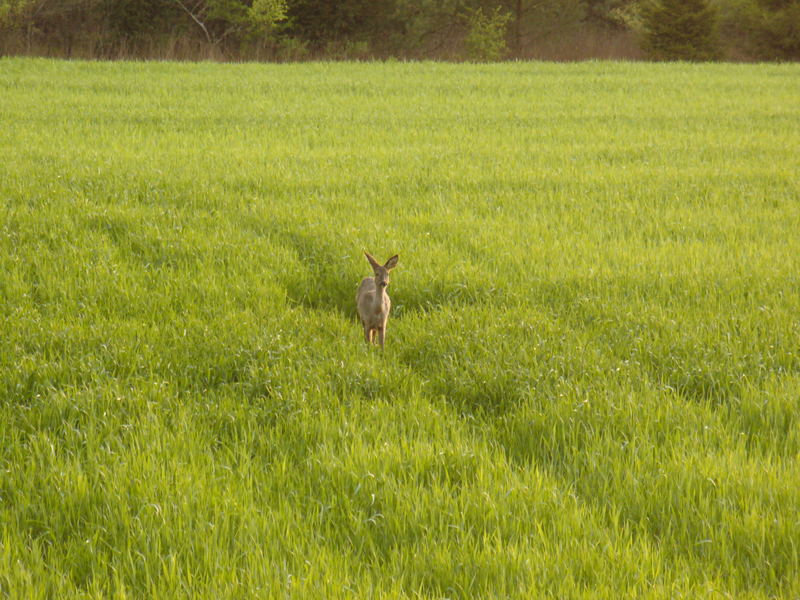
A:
1;58;799;598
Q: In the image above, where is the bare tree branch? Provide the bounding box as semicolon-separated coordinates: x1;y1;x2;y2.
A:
172;0;213;44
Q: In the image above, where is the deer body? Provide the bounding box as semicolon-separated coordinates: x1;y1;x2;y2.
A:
356;252;398;348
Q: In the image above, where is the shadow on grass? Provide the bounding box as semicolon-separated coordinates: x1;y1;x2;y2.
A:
249;218;509;323
85;211;196;270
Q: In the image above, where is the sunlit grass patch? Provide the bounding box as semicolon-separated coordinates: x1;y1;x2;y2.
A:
1;57;799;598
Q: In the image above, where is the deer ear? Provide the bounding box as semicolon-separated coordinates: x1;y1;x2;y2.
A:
384;255;399;270
364;252;381;272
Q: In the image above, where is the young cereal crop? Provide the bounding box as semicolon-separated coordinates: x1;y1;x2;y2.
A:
0;58;799;598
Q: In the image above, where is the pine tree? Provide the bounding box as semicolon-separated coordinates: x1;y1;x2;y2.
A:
640;0;721;60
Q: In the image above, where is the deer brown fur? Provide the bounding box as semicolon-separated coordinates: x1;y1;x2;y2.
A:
356;252;399;348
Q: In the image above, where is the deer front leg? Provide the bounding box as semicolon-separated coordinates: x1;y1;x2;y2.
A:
363;322;373;345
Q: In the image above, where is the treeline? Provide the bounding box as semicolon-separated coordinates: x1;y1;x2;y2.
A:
0;0;798;61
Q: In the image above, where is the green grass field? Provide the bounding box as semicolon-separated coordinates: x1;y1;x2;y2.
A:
1;57;799;598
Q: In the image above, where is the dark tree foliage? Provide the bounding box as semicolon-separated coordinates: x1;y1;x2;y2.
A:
0;0;797;59
5;0;107;55
284;0;402;49
584;0;634;28
104;0;184;39
640;0;721;60
492;0;585;55
757;0;800;58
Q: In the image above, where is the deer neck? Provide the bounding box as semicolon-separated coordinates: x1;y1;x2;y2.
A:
372;280;387;312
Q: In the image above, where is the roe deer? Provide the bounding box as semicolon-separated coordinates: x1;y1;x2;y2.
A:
356;252;399;348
